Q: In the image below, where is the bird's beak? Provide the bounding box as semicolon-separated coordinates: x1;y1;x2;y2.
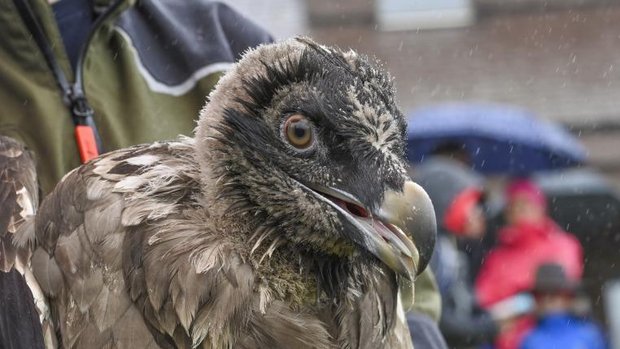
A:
376;181;436;279
301;180;436;281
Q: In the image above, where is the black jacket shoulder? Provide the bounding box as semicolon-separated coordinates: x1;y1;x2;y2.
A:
116;1;274;87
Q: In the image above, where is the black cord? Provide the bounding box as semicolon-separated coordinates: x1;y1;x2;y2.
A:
13;0;105;155
13;0;73;106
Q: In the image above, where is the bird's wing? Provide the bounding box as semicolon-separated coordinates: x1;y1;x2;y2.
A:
31;136;342;348
0;136;57;348
0;136;37;272
30;139;200;349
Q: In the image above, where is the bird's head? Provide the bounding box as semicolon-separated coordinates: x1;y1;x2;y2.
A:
195;38;435;282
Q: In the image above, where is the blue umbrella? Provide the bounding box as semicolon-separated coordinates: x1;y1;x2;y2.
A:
406;103;587;174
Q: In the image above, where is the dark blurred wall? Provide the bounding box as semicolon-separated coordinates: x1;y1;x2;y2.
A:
306;0;373;26
476;0;618;16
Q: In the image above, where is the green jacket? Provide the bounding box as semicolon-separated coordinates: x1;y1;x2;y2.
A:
413;268;442;322
0;0;272;194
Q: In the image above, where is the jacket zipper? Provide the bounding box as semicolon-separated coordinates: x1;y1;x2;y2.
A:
71;0;125;157
14;0;124;162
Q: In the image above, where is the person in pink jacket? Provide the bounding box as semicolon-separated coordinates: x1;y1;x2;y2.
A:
475;178;583;349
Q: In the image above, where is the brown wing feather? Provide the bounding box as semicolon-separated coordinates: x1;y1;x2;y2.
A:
0;136;37;272
0;136;58;348
0;184;18;271
31;142;185;348
31;139;260;348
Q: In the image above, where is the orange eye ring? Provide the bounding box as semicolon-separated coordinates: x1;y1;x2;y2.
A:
284;114;314;149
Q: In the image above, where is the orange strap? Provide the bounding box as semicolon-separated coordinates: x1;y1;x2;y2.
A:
75;125;99;163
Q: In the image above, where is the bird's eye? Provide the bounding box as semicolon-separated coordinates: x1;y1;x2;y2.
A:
284;114;314;149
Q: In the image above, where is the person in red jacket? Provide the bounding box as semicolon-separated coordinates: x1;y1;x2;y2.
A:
475;178;583;349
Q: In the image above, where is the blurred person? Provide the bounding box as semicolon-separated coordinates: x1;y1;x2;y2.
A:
428;141;489;280
414;157;500;348
475;178;584;349
476;178;583;306
520;263;606;349
0;0;271;347
430;141;472;167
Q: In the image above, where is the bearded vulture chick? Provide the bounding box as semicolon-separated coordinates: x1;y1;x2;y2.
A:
23;38;436;349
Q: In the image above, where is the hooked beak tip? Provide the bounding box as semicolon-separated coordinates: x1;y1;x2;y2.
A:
377;181;437;278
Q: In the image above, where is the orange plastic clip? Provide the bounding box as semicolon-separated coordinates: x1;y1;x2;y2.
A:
75;125;99;163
